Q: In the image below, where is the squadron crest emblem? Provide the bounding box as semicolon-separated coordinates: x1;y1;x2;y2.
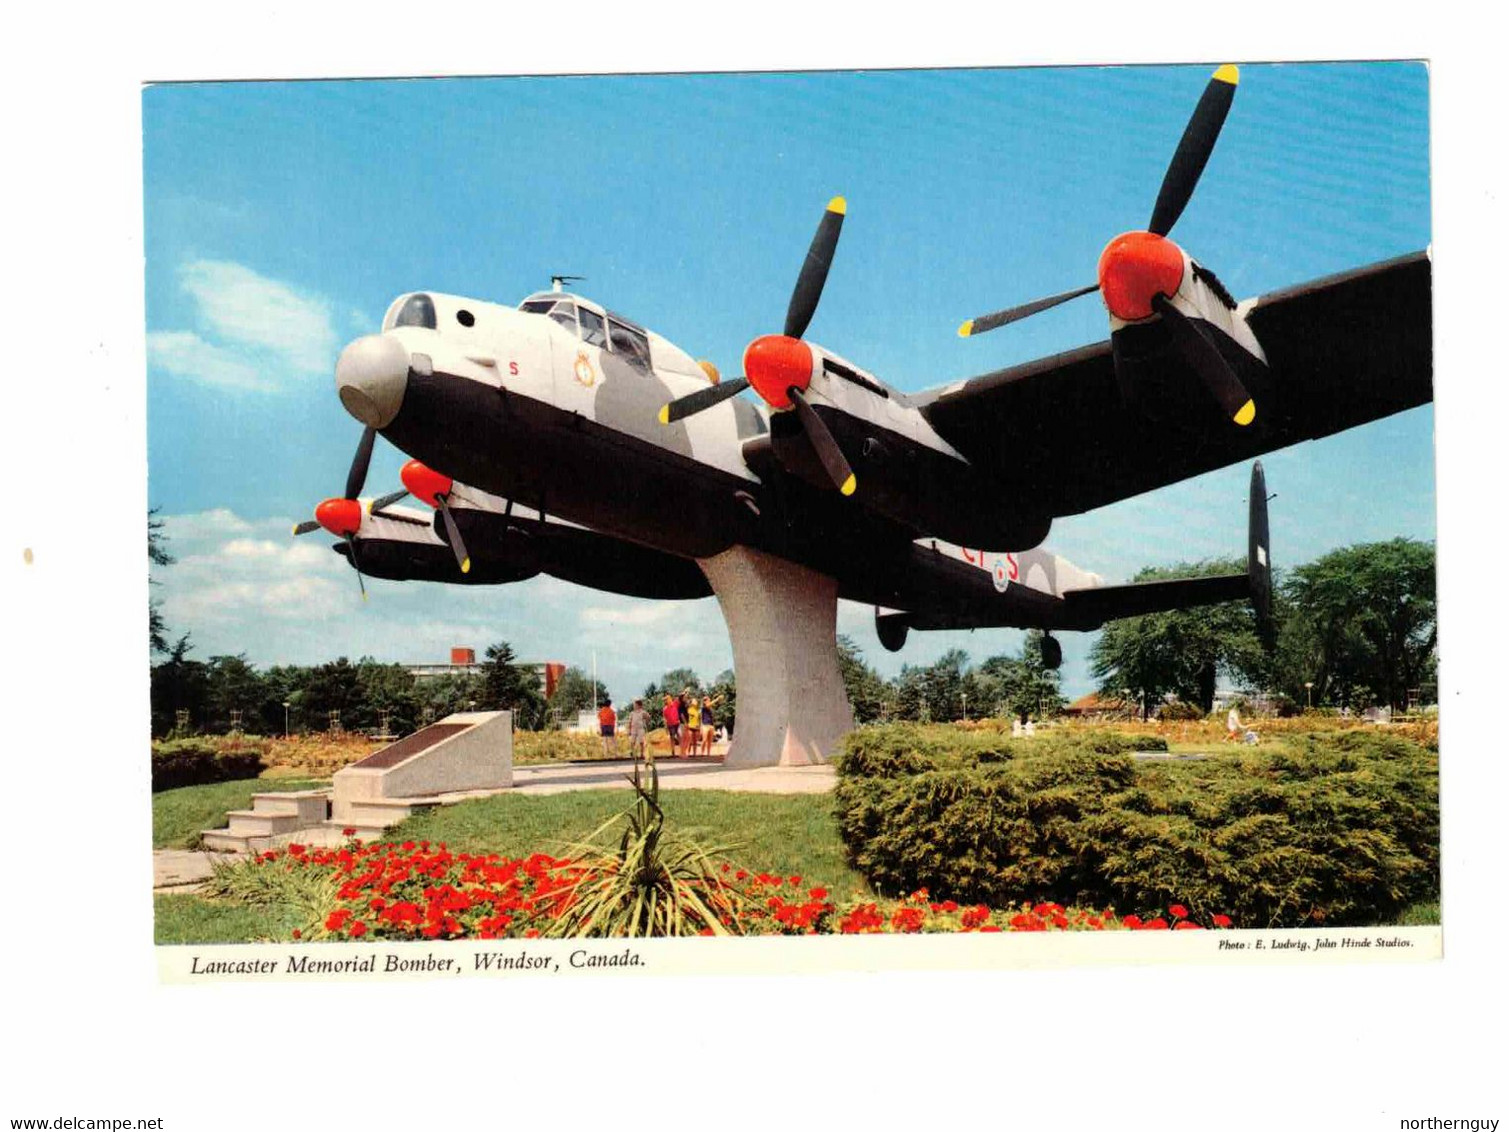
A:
573;351;597;388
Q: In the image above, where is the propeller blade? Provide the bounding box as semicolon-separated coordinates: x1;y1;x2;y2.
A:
788;387;856;496
368;489;409;515
1148;65;1239;238
435;496;472;574
784;197;846;340
343;533;368;601
292;519;320;536
959;283;1100;337
1150;293;1255;426
659;378;750;424
344;426;378;502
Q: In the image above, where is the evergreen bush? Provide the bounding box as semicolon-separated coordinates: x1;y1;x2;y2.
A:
151;738;266;792
833;724;1437;927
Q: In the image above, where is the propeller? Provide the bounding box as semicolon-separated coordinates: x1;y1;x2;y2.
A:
956;65;1254;426
292;427;385;599
958;283;1099;338
789;386;856;496
1150;294;1255;425
660;196;857;494
657;377;750;424
399;459;471;574
1149;64;1240;238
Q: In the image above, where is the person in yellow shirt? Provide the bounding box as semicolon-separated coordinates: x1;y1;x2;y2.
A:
683;694;702;757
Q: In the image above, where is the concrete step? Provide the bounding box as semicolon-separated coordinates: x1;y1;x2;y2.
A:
199;828;272;854
226;810;306;837
251;791;330;822
330;796;437;828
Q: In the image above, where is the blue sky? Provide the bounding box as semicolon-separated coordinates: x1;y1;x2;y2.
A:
143;62;1433;702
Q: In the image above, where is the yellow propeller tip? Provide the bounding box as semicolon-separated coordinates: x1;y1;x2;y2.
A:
291;525;299;536
1212;64;1239;86
1233;400;1256;426
827;195;847;216
840;474;857;497
958;320;974;338
657;405;670;425
461;558;472;574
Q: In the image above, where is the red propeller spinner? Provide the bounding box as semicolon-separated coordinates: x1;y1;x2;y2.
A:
1096;231;1185;323
742;335;815;411
396;459;471;574
399;459;454;508
313;497;364;538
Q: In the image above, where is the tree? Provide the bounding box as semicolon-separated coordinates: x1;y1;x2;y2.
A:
149;634;208;736
204;654;265;733
482;641;547;729
1280;538;1436;711
302;658;366;731
415;672;486;726
148;509;174;655
977;630;1066;720
894;649;971;722
837;636;893;723
1089;558;1265;717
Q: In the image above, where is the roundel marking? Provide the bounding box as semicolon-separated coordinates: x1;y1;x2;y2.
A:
573;351;597;388
992;558;1010;592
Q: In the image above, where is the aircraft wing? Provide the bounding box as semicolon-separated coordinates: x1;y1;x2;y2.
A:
915;252;1431;517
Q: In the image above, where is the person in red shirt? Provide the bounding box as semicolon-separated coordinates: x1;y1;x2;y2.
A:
598;700;617;757
661;695;680;756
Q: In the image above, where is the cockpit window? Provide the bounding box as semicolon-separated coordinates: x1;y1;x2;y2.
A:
520;299;555;314
578;308;608;348
547;302;579;337
393;293;437;329
607;318;652;372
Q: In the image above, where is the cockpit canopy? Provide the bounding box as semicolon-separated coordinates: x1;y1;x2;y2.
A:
519;293;653;372
390;292;436;330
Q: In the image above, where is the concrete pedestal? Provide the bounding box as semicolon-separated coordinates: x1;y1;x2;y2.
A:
697;546;854;768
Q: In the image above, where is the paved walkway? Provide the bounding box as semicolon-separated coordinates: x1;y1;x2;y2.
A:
153;755;837;891
153;848;236;892
511;756;836;796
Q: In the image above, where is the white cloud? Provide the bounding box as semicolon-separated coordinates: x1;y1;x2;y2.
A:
179;259;339;375
146;330;275;392
578;601;683;627
147;260;342;393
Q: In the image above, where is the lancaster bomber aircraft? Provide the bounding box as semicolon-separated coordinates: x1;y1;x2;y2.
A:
297;66;1431;765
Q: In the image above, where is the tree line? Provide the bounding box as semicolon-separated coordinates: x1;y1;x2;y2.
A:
1090;538;1436;716
149;512;1434;734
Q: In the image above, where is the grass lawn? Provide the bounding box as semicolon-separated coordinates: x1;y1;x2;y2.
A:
390;789;870;899
152;777;329;849
155;893;305;944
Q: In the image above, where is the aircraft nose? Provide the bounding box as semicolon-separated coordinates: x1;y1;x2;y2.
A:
336;334;410;428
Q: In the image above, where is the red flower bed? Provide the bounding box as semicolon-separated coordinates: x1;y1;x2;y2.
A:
246;840;1231;940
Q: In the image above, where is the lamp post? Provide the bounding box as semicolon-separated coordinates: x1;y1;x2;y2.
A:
960;691;968;721
283;700;291;738
1304;682;1314;710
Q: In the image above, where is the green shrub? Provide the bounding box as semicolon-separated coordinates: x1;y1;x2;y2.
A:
151;738;266;792
833;726;1437;928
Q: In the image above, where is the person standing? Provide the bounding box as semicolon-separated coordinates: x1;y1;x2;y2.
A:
661;694;680;757
684;693;702;758
598;699;617;757
700;695;720;757
677;689;693;758
627;698;649;760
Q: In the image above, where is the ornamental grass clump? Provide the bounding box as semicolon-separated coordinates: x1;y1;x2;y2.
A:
203;849;344;938
541;754;758;938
